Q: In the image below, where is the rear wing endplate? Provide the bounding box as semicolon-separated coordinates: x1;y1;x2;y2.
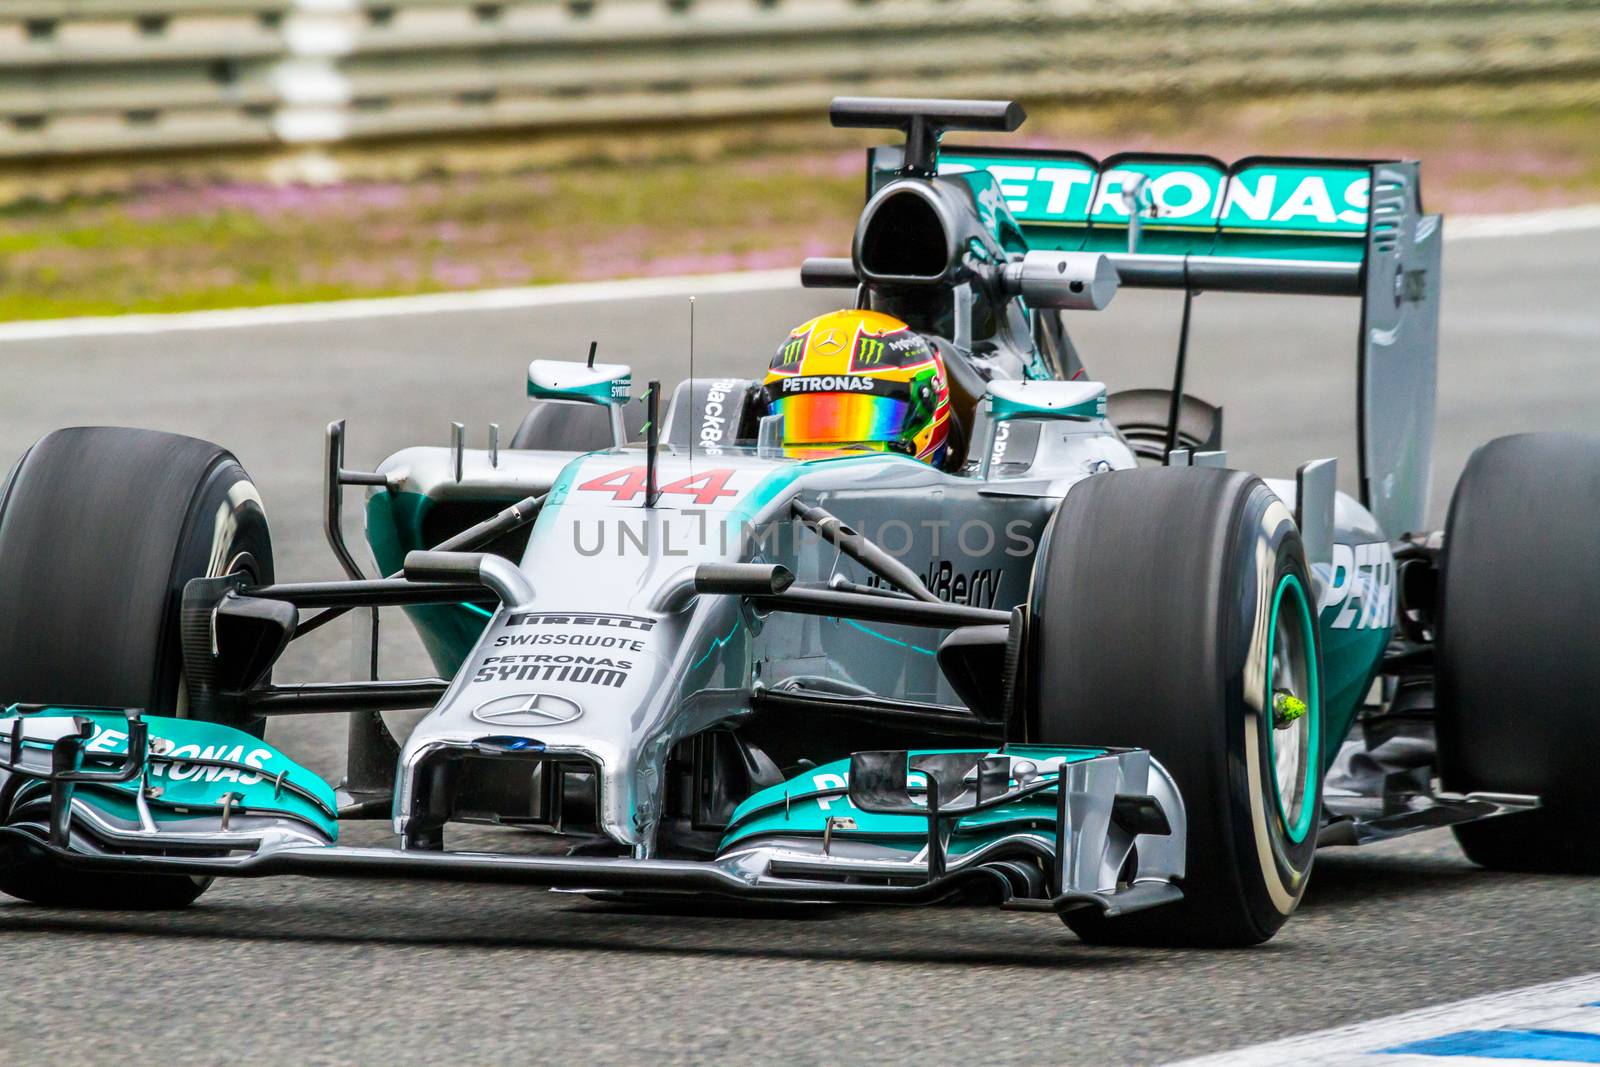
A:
868;146;1442;536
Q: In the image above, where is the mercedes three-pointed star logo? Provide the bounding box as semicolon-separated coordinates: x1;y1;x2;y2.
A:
471;692;584;727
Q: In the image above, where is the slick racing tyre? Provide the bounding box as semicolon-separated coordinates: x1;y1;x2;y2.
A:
0;427;274;908
1026;467;1322;946
1437;432;1600;874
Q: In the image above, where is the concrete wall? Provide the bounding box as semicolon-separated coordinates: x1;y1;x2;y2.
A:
4;0;1598;159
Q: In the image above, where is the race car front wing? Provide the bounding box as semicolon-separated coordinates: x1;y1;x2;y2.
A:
0;707;1185;920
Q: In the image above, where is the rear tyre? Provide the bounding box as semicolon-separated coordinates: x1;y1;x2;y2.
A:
1436;433;1600;874
0;427;273;908
1026;467;1322;946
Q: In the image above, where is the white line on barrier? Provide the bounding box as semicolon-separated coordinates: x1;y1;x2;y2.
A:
1167;971;1600;1066
0;205;1596;345
272;0;357;146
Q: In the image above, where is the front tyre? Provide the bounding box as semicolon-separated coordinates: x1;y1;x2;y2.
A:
1437;432;1600;874
0;427;273;909
1026;468;1322;946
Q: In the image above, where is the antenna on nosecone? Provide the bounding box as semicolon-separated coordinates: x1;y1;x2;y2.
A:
586;340;598;369
688;295;696;466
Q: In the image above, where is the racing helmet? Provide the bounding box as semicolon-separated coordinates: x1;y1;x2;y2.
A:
763;309;952;465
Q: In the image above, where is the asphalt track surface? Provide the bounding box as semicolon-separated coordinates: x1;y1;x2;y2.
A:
1;230;1597;1065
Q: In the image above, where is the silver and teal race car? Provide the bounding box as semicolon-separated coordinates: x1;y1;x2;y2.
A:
1;98;1594;946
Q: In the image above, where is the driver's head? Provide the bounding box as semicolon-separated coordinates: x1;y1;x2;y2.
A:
763;309;951;465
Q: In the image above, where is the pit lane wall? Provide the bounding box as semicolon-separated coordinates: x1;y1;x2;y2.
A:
5;0;1599;161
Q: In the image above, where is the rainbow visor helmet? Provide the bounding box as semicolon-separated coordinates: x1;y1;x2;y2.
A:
763;309;951;465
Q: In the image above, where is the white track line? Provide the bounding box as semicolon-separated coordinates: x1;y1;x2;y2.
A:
0;204;1596;345
0;268;798;344
1168;971;1600;1066
1447;203;1600;240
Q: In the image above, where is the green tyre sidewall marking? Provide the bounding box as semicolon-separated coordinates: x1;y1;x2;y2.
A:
1264;572;1322;845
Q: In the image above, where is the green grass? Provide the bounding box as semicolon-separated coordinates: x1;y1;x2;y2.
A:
0;158;866;320
3;88;1597;322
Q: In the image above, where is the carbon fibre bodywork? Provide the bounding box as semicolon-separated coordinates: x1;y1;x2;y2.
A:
367;435;1398;836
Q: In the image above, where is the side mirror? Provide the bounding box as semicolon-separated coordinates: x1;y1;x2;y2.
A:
986;379;1107;424
527;359;632;406
976;380;1109;480
527;359;632;449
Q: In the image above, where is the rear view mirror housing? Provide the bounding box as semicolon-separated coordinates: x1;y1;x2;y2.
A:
527;359;632;406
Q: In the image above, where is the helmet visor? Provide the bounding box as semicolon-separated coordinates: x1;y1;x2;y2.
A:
772;391;913;447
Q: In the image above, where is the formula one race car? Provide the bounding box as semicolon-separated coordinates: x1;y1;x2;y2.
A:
1;98;1595;946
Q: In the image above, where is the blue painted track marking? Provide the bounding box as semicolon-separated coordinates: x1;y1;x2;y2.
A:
1165;973;1600;1065
1380;1028;1600;1062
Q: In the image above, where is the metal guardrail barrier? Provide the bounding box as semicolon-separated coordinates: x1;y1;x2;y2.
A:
4;0;1600;159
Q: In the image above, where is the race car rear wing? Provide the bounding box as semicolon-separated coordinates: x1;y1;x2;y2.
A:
860;139;1443;538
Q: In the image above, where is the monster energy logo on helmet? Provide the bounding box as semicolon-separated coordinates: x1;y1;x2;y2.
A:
852;330;932;371
856;337;886;365
775;335;805;366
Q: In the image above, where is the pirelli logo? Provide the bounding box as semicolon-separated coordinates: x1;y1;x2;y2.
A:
507;612;657;632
